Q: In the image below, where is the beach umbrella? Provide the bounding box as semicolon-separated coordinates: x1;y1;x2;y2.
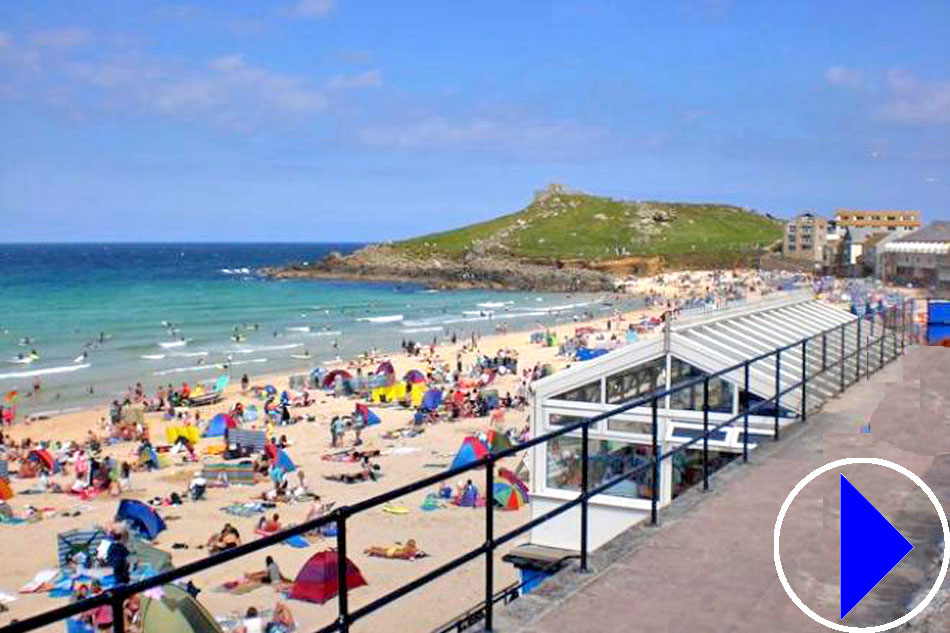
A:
264;385;277;396
139;584;223;633
403;369;426;384
492;482;527;511
289;550;367;604
57;528;108;569
497;467;529;498
27;449;55;472
376;361;395;375
450;437;490;471
3;390;17;404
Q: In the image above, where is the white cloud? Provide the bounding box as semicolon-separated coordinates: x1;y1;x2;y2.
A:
325;69;382;91
356;115;603;151
293;0;336;18
876;69;950;126
31;27;91;48
825;66;865;90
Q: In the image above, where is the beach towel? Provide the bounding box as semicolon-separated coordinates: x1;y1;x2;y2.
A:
202;462;257;486
19;569;58;594
420;494;442;512
221;503;266;518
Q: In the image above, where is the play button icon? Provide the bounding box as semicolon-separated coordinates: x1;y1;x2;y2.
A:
840;474;914;620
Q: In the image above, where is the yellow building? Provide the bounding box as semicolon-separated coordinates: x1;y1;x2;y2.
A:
834;209;921;232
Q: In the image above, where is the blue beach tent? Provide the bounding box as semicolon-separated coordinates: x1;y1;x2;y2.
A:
450;437;490;471
116;500;167;541
421;389;443;411
275;449;296;473
203;413;232;438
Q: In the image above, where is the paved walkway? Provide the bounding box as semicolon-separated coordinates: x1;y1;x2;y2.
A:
495;347;947;632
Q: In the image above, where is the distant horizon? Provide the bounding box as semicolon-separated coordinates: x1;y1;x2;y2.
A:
1;1;947;241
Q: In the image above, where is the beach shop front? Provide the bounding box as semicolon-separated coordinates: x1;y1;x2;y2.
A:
525;291;863;551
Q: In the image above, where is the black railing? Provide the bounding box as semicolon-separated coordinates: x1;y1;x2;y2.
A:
0;300;915;633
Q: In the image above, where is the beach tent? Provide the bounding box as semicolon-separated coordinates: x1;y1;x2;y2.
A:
486;428;514;453
264;445;297;473
116;500;167;541
57;527;108;569
421;389;443;411
0;478;14;501
128;538;174;574
354;403;381;426
165;426;200;446
26;449;55;472
202;413;236;438
289;550;367;604
450;437;490;471
322;369;352;389
201;463;256;486
226;428;267;453
492;482;527;511
376;361;395;376
139;584;223;633
403;369;426;384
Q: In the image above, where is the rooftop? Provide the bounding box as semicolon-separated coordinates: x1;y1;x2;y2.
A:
895;221;950;244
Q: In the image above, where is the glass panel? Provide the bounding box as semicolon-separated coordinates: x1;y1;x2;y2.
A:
671;448;739;499
607;417;654;435
548;413;587;427
668;357;734;413
605;356;667;405
740;391;796;418
546;437;657;500
551;381;601;403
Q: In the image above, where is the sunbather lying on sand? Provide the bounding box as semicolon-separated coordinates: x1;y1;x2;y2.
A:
365;539;427;560
207;523;242;553
324;457;380;484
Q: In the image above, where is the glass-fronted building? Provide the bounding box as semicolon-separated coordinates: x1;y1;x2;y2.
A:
527;291;863;550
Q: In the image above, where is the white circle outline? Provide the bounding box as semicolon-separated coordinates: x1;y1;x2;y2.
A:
774;457;950;632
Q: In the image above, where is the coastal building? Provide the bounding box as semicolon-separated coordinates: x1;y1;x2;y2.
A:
783;213;827;264
526;291;863;551
834;209;921;233
882;221;950;289
842;226;890;268
861;232;901;279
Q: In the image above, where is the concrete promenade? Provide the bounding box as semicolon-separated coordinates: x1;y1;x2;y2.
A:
494;347;950;632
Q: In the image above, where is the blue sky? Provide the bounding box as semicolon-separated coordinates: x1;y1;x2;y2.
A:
1;0;948;242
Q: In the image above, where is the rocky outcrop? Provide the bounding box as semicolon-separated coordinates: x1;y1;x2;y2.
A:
262;244;618;292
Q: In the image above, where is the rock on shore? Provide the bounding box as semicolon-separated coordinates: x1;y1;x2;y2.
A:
262;244;618;292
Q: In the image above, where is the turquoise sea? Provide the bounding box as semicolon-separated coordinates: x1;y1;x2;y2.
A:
0;244;639;415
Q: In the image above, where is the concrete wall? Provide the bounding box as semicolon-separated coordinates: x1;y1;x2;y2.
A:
529;494;649;551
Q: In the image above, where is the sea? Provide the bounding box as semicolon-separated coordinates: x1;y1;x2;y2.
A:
0;243;641;415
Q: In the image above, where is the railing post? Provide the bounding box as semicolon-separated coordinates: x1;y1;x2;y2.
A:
880;329;885;367
840;324;846;392
702;377;710;492
336;510;350;633
901;297;907;354
111;592;126;633
854;317;864;382
892;307;898;359
742;361;750;463
485;454;495;632
822;332;827;371
800;338;807;422
774;349;781;440
650;396;659;526
580;420;589;572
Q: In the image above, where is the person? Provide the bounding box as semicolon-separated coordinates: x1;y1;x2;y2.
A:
293;470;310;498
207;524;241;553
105;525;130;585
330;416;345;448
189;473;207;501
235;606;264;633
267;602;295;633
244;555;285;586
365;539;422;560
89;581;114;631
258;513;281;533
241;373;250;393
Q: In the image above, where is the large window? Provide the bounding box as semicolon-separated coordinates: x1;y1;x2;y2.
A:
548;413;588;427
606;416;654;435
606;356;667;405
671;448;738;499
740;390;796;418
668;357;734;413
546;437;657;500
551;380;601;403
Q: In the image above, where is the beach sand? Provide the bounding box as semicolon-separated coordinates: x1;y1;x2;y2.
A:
0;294;671;633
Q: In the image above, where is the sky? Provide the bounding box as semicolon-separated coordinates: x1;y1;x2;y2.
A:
1;0;948;242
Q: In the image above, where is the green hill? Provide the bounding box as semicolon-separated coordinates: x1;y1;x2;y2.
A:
397;184;783;265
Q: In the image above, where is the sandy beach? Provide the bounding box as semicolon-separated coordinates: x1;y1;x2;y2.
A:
0;269;811;633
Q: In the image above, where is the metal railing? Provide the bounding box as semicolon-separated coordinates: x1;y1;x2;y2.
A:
0;300;916;633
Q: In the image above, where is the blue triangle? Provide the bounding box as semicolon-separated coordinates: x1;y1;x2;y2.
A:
840;474;914;619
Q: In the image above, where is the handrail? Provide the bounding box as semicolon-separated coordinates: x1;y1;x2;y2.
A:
0;300;914;633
